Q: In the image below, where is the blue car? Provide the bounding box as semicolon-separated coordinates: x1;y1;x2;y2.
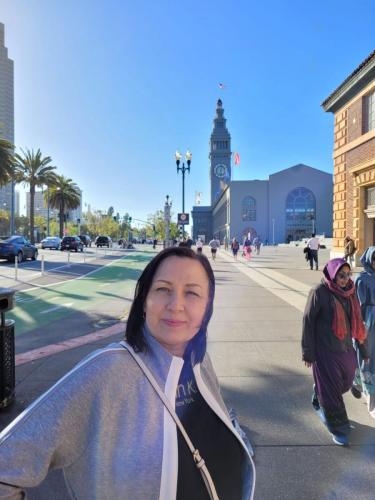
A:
0;236;38;263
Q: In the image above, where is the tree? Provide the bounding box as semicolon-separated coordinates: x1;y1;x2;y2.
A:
0;208;10;236
48;175;81;238
84;211;119;239
0;138;15;186
13;148;56;243
147;210;179;241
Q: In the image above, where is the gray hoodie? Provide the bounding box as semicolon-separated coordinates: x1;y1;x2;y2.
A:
0;333;255;499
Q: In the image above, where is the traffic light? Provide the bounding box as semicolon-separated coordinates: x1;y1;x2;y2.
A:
113;216;117;222
153;224;156;232
129;217;132;224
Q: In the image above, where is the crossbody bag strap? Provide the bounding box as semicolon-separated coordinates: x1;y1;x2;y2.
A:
120;341;219;500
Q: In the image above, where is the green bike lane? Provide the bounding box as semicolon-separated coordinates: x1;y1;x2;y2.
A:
8;251;154;337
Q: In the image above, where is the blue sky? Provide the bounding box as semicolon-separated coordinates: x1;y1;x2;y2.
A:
0;0;374;226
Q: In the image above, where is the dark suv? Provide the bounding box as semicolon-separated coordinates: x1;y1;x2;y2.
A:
79;235;92;247
60;236;84;252
95;236;112;248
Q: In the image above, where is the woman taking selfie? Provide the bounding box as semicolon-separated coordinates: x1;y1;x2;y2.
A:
302;258;368;446
0;247;255;499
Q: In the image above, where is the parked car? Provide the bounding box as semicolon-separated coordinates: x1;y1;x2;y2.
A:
41;236;61;250
95;236;112;248
60;236;84;252
0;236;38;263
79;235;92;247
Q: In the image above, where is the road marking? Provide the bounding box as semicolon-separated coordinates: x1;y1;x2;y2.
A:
18;253;134;293
219;252;309;312
40;302;74;314
15;321;125;366
49;269;82;276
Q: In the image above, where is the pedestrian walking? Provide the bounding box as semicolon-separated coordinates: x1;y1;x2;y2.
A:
208;237;220;260
231;237;240;260
307;233;320;270
302;258;368;446
0;247;255;499
186;237;194;249
253;237;261;255
354;246;375;419
243;237;252;261
224;235;229;251
344;236;356;267
196;237;203;254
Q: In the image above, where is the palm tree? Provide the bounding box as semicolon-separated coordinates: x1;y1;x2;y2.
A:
13;148;56;243
0;138;15;186
48;175;81;237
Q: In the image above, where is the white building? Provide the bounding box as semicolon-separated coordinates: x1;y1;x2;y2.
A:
26;191;59;220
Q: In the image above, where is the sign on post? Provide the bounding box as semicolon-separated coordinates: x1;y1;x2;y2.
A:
177;213;189;225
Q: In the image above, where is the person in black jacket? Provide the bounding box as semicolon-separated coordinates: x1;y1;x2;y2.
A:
302;258;368;446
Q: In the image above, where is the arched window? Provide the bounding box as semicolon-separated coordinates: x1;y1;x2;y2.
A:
241;196;256;221
285;187;316;241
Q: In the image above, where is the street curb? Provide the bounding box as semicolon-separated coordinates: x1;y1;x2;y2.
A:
15;321;125;367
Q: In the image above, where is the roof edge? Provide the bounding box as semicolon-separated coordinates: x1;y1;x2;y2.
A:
322;50;375;112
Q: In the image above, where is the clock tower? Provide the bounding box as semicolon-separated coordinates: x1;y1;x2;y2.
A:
210;99;231;206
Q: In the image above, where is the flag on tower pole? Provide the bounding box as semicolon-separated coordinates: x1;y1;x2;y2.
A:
234;152;240;165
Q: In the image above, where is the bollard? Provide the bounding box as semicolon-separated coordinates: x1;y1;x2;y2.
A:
41;255;45;276
83;247;86;264
14;256;18;281
0;288;16;409
67;251;70;266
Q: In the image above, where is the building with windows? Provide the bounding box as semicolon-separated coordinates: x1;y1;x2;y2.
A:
26;191;59;220
322;50;375;261
192;100;333;243
0;23;15;222
26;189;82;224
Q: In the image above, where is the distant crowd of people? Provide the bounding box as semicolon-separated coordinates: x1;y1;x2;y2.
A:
179;235;265;262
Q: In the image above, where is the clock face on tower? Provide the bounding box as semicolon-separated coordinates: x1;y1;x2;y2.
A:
214;164;228;178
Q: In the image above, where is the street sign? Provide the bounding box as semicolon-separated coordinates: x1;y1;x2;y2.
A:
178;213;189;225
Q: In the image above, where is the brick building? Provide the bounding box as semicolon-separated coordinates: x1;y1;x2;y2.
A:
322;51;375;261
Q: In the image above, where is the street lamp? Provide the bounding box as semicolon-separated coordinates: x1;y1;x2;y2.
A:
2;201;11;236
164;194;172;247
175;149;192;240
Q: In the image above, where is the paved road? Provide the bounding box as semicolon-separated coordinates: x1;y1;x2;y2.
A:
1;245;374;499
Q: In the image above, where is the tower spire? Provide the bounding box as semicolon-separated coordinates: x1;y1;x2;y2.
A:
209;100;231;206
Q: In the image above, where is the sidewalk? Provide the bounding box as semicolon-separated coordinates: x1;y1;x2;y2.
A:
1;246;374;499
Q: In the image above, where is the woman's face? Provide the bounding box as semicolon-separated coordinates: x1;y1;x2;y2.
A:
144;256;210;357
335;264;351;288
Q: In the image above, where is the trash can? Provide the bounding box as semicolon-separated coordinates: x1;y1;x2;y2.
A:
0;288;16;409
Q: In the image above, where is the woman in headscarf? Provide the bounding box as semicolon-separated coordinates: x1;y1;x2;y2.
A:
302;258;368;446
354;247;375;419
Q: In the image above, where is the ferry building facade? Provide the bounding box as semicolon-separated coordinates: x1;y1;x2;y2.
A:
192;100;333;244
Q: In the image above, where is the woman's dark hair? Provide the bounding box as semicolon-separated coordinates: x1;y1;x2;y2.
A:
125;246;215;363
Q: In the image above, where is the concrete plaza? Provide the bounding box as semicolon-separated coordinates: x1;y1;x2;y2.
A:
1;245;374;499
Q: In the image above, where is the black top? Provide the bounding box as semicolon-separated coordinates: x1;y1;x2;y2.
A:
302;283;369;362
176;360;244;500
